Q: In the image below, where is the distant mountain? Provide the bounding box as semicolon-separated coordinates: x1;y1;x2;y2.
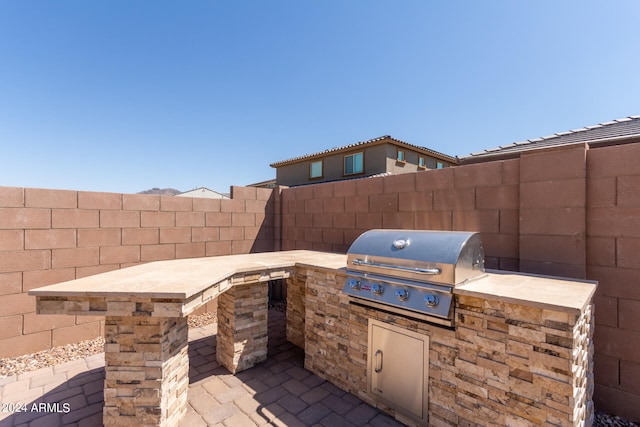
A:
137;188;182;196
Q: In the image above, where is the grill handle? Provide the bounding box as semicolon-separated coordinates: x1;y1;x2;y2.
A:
352;259;441;275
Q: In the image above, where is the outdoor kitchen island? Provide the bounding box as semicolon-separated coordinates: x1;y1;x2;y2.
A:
29;248;597;427
291;241;598;427
29;250;345;427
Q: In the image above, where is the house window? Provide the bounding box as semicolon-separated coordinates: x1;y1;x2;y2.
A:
396;150;405;162
436;162;444;169
344;152;363;175
418;157;426;168
310;160;323;179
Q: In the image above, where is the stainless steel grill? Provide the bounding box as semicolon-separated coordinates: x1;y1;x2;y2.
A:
342;229;485;327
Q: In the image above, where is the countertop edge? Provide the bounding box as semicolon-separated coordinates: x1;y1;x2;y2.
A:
455;270;598;314
28;251;347;301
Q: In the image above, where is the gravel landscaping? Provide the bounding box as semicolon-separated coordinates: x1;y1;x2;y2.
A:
596;412;639;427
0;311;217;378
0;335;105;378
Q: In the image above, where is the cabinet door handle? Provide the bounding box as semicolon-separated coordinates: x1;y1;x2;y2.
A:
374;350;383;373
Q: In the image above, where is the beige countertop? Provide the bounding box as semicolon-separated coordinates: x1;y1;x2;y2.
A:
455;270;597;313
30;251;596;314
29;250;347;300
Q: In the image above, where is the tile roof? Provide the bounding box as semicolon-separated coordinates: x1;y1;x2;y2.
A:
270;135;457;167
460;115;640;162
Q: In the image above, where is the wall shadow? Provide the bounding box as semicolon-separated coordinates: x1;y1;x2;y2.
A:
249;188;277;254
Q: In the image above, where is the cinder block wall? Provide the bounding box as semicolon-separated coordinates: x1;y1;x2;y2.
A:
2;141;640;419
587;143;640;419
281;157;521;270
0;185;275;358
280;142;640;421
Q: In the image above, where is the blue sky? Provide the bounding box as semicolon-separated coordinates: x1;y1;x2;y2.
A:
1;1;639;194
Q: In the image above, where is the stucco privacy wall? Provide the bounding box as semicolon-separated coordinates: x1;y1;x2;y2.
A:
0;185;275;358
279;142;640;421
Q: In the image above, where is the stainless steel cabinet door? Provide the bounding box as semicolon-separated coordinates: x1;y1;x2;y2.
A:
368;319;429;422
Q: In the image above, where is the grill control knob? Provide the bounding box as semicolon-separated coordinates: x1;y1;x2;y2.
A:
424;294;439;307
371;283;384;296
348;279;360;290
396;289;409;301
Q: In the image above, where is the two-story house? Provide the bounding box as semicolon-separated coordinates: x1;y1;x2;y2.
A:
270;135;457;187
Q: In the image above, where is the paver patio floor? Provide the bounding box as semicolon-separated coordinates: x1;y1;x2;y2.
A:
0;308;403;427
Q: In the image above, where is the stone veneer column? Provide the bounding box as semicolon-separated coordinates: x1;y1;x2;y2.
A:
216;283;269;373
103;316;189;427
285;271;307;349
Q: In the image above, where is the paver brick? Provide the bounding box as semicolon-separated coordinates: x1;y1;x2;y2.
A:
77;411;105;427
297;402;332;425
240;378;269;395
200;402;241;425
321;393;358;415
15;410;61;426
224;412;258;427
276;393;308;415
253;385;288;405
281;378;310;395
251;402;286;424
300;385;331;405
213;385;248;404
345;403;379;424
233;394;261;415
368;413;407;426
271;412;307;427
320;412;357;427
285;366;311;381
60;399;101;424
301;374;325;389
261;373;290;389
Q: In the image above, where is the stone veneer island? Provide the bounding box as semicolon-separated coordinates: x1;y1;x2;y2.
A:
30;250;596;426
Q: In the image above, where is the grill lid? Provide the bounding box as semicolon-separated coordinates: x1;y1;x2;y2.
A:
346;229;485;286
